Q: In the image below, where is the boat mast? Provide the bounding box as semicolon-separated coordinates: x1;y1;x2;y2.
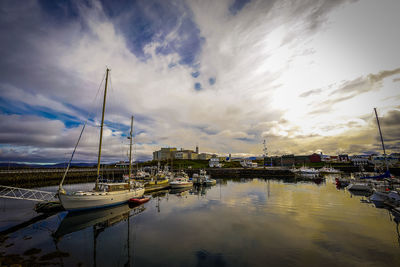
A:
374;108;388;171
96;68;109;187
129;115;134;178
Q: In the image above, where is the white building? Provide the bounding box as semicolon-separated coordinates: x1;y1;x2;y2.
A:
209;158;222;168
240;159;257;168
351;155;369;166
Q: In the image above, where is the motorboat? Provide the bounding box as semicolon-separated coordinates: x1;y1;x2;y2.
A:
205;178;217;186
293;166;320;178
170;178;193;189
346;182;372;192
170;171;193;189
319;166;341;174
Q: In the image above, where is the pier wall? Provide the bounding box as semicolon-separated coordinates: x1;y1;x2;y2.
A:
1;167;399;188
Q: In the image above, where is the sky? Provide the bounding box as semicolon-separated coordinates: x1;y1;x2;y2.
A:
0;0;399;164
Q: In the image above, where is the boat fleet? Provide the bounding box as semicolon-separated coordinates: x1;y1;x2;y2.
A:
56;69;398;217
57;68;217;212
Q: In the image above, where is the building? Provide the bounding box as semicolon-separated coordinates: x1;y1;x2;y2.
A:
351;155;369;166
240;159;257;168
209;158;222;167
338;154;349;162
309;153;321;163
153;146;214;161
153;147;177;161
199;153;213;160
174;149;198;160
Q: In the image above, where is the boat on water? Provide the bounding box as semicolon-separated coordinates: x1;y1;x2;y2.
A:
347;109;398;195
292;166;320;178
205;177;217;186
58;69;145;211
319;166;341;174
170;171;193;189
192;169;216;185
335;177;350;188
129;197;150;204
346;182;373;192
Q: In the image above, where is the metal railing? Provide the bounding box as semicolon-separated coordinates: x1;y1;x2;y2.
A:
0;185;57;202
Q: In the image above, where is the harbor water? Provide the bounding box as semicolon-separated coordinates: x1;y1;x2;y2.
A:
1;177;399;266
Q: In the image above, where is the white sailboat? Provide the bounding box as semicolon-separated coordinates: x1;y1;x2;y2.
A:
58;69;144;211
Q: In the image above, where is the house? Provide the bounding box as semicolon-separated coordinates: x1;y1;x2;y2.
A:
309;153;321;163
240;159;257;168
338;154;349;162
209;158;222;168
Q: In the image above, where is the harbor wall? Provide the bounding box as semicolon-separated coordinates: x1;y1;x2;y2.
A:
1;167;399;188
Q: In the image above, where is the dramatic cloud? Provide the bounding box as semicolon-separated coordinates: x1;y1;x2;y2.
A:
0;0;399;163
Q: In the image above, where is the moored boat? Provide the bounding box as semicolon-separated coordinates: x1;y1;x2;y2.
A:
58;69;144;211
129;197;150;204
319;166;341;174
170;171;193;189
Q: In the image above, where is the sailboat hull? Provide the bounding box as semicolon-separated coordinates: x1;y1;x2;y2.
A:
59;188;145;211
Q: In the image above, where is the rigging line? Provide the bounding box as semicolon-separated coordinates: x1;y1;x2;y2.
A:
60;70;107;188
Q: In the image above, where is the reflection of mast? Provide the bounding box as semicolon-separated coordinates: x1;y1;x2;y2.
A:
126;211;131;267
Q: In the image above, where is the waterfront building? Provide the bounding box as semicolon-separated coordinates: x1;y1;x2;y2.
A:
209;158;222;168
370;155;398;167
351;155;369;166
309;153;322;163
153;146;213;161
153;147;177;161
175;149;198;160
240;159;257;168
199;153;213;160
338;154;350;162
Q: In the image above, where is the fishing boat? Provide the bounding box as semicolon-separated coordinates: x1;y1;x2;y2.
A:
58;69;145;211
170;171;193;189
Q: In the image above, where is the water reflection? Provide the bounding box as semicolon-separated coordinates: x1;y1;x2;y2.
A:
54;204;144;240
1;178;400;266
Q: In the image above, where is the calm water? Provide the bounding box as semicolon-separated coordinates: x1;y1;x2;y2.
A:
1;177;400;266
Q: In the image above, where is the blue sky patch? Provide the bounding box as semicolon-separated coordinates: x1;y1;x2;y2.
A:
38;0;82;23
209;77;216;85
229;0;252;15
194;82;202;91
100;0;204;67
0;97;82;128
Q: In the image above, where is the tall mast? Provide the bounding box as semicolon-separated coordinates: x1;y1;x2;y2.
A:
374;108;388;171
129;115;134;178
96;68;109;186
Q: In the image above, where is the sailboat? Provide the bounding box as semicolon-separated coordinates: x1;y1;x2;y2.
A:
58;68;145;211
347;108;393;193
360;108;392;180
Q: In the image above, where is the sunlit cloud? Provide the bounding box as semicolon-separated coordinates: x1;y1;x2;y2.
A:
0;0;399;163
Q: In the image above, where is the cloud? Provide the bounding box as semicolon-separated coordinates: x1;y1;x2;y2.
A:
1;0;400;163
299;88;322;98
